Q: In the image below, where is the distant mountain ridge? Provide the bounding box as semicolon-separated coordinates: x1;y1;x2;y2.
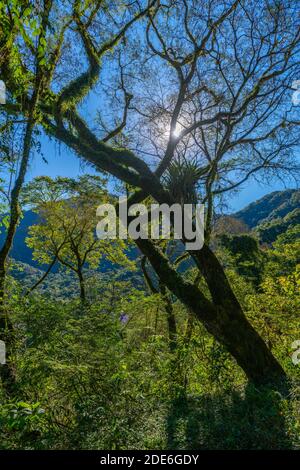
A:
0;188;299;270
233;189;300;229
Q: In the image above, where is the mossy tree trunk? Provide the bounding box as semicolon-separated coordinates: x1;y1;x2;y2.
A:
135;237;285;386
0;112;36;392
38;118;286;386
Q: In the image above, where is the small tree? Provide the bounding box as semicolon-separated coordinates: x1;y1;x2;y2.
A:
24;176;134;302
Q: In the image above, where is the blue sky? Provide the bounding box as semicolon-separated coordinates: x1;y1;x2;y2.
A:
23;77;299;214
26;132;295;213
2;3;299;214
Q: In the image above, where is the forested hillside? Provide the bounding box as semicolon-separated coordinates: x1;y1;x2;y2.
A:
234;189;300;229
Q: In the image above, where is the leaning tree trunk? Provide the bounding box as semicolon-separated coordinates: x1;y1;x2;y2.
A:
32;93;287;387
122;191;286;386
135;237;286;387
49;129;287;386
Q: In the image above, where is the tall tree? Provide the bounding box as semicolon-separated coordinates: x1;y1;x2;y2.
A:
0;0;53;391
1;0;299;386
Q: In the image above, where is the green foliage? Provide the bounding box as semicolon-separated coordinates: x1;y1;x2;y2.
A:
218;233;265;285
264;224;300;278
257;209;300;244
23;176;135;299
234;189;300;230
0;401;47;449
0;186;299;450
0;220;299;450
164;158;208;205
1;0;299;452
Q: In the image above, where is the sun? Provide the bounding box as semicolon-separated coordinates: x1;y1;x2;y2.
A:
162;122;184;141
172;124;182;138
166;123;183;140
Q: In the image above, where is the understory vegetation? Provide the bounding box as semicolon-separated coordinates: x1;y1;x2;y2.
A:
0;223;299;450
